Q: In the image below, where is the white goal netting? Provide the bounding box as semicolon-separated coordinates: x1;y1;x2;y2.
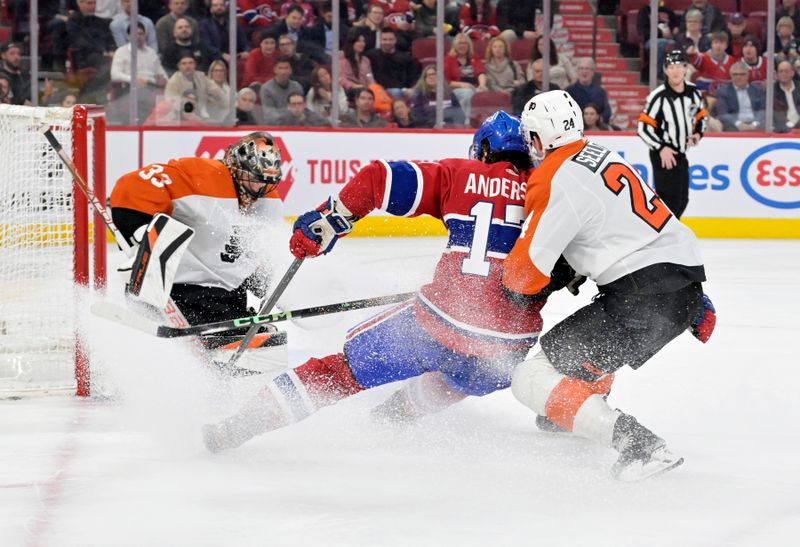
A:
0;105;104;395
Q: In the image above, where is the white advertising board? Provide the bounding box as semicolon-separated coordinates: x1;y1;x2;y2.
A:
106;129;800;219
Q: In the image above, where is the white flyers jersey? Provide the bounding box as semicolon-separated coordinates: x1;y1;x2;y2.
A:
503;140;704;295
111;157;282;290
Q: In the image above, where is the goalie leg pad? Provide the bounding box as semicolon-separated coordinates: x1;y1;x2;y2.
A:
127;213;195;309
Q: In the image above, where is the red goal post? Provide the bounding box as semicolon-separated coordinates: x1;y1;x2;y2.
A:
0;104;107;396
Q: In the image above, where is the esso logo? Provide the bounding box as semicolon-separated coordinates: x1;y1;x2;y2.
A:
740;142;800;209
194;135;294;201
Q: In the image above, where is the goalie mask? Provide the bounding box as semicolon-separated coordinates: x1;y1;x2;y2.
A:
224;132;282;198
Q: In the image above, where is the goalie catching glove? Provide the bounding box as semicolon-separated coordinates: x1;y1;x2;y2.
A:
117;213;195;309
290;197;357;259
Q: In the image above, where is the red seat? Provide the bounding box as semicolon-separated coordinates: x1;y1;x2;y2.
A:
741;0;777;15
745;13;767;43
617;0;647;15
510;38;534;62
472;38;488;59
711;0;738;11
662;0;693;10
624;9;640;46
469;90;511;127
411;38;434;61
411;37;451;64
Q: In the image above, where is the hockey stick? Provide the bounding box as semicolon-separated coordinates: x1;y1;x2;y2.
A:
224;258;303;368
91;291;416;338
40;128;134;256
40;128;253;378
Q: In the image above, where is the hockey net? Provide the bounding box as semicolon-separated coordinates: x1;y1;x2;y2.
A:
0;105;106;396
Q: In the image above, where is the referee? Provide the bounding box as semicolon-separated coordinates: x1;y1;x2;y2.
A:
637;50;707;219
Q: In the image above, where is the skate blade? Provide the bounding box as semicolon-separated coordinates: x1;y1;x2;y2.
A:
535;414;567;433
613;455;684;482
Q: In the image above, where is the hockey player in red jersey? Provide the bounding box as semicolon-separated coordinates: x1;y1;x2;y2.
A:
503;91;717;481
110;132;283;325
203;112;578;451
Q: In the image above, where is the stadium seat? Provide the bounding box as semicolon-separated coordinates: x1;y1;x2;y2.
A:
662;0;693;10
472;38;488;60
64;48;98;89
411;37;451;65
510;39;534;62
741;0;775;15
624;10;640;46
711;0;738;12
745;13;767;42
618;0;647;14
469;90;511;127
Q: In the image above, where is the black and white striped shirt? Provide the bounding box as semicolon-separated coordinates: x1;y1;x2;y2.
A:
637;81;707;154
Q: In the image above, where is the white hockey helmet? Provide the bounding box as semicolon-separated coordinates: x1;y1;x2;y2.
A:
520;90;584;160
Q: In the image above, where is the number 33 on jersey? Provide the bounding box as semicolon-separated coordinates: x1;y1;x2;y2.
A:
503;140;704;296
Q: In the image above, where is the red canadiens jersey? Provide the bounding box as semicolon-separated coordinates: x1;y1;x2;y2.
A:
338;159;544;358
238;1;280;28
380;0;413;30
690;51;736;83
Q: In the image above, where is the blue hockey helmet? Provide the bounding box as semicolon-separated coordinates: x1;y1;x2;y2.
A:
469;111;528;161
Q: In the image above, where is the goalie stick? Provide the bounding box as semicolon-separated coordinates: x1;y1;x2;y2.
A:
41;127;134;257
224;258;303;368
91;292;416;338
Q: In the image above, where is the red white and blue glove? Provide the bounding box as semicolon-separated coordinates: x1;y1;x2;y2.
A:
690;293;716;343
289;197;356;259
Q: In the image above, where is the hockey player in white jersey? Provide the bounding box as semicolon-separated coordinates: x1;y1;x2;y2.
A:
503;91;717;481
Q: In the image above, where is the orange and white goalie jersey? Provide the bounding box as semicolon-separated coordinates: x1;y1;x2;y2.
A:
503;140;705;295
110;157;282;291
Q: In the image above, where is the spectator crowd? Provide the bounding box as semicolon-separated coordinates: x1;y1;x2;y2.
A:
0;0;796;132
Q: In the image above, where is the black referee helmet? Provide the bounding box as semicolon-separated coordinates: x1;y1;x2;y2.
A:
664;50;687;67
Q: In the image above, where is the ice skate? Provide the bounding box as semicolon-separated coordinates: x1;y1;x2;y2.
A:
535;414;567;433
370;389;418;425
202;419;252;453
611;414;684;481
203;403;277;453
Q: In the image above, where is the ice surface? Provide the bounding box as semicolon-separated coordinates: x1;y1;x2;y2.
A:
1;237;798;547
